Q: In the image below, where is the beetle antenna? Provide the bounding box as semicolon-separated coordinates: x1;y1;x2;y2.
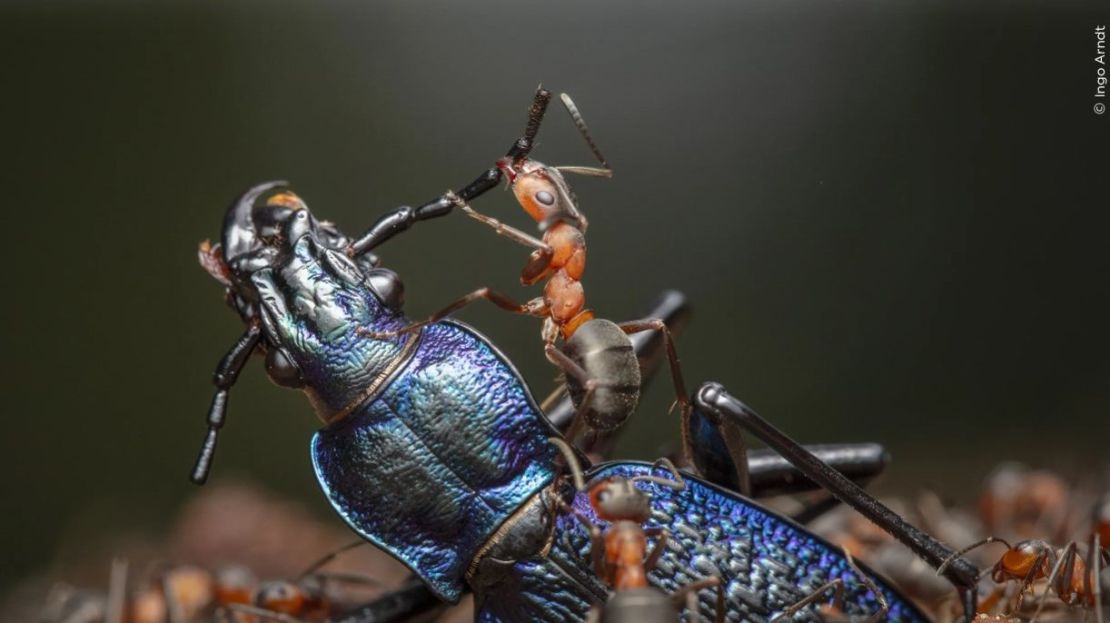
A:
548;437;587;491
560;93;610;170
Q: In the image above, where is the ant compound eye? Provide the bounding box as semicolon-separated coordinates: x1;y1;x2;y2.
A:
535;190;556;206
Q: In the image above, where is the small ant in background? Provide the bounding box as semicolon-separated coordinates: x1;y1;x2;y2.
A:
548;438;724;623
978;463;1072;543
217;541;384;623
368;91;710;473
938;533;1108;623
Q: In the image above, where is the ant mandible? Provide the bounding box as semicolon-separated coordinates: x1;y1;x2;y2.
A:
365;92;703;461
548;438;724;623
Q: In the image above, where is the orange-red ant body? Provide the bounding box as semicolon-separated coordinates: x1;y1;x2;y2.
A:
366;92;702;467
548;438;723;623
939;535;1108;622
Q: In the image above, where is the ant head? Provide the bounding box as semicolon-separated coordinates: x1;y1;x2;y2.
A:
213;566;257;606
497;157;585;232
994;539;1054;582
588;477;652;523
255;580;307;614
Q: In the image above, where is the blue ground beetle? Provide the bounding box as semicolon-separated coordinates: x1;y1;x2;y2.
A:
190;89;983;621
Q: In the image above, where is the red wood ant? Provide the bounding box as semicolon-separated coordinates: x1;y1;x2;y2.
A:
548;438;724;623
938;534;1109;622
217;541;384;623
364;92;708;472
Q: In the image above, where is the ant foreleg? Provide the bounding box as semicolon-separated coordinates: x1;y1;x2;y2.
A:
641;527;670;573
771;579;844;623
668;576;724;623
358;288;546;340
447;191;552;253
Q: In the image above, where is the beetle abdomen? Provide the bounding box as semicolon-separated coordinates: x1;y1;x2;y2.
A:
561;319;641;431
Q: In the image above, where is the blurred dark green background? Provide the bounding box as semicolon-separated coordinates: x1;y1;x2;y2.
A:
2;0;1107;596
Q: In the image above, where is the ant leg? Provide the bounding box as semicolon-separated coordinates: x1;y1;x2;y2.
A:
347;88;553;257
1001;550;1049;613
329;576;443;623
693;382;982;618
163;573;185;623
309;571;386;589
447;191;552;252
617;318;745;492
545;344;617;448
547;292;689;453
770;579;844;623
843;545;889;623
618;319;753;497
190;322;262;485
1031;542;1075;623
297;539;366;579
631;458;687;490
642;528;670;572
1094;532;1105;623
616;319;689;412
669;576;723;623
359;288;546;339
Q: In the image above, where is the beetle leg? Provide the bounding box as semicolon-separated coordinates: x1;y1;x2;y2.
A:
190;322;262;485
692;381;983;619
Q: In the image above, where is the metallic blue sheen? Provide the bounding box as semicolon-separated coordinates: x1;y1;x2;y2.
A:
312;320;559;602
474;462;928;623
247;233;924;620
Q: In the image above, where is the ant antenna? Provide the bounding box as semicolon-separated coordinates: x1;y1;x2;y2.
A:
936;536;1013;576
297;539;367;580
630;458;687;491
559;93;610;170
549;437;587;491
